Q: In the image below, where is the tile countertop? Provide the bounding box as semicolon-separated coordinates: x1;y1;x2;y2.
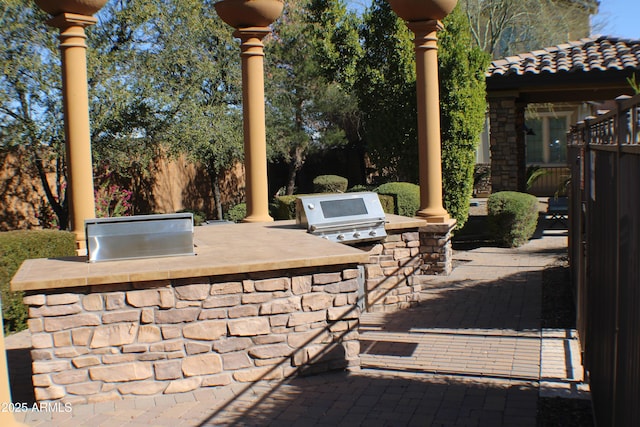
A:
11;215;427;292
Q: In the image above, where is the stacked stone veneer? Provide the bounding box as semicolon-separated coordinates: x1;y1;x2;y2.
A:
489;96;526;193
361;224;454;313
361;231;421;313
23;265;361;404
419;221;456;276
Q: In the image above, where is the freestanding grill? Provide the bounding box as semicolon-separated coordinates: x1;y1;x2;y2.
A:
295;192;387;244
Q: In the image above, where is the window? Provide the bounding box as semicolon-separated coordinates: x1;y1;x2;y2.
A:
548;118;566;163
525;114;570;165
525;120;544;163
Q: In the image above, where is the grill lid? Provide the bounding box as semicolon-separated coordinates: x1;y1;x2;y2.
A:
296;192;386;243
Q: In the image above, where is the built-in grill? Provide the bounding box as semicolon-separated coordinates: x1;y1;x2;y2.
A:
296;192;387;244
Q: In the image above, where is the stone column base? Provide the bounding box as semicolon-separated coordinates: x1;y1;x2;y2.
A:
419;219;456;275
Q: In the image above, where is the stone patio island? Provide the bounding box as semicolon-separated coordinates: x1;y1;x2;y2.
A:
11;215;454;404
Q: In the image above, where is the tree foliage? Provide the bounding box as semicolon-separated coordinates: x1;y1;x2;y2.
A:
3;0;495;231
1;0;244;221
0;2;68;227
439;5;490;228
266;0;363;195
357;2;488;228
356;0;417;182
90;0;244;219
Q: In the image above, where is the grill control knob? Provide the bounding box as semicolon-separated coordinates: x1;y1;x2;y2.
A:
337;234;345;241
307;203;315;210
353;232;361;238
369;230;377;236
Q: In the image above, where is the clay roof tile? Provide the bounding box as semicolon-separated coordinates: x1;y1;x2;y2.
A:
487;36;640;78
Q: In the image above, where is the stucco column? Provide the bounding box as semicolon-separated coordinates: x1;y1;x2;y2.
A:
408;20;449;222
235;28;273;222
215;0;283;223
48;13;98;252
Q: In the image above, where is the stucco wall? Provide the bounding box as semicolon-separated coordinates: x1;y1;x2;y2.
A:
0;151;245;231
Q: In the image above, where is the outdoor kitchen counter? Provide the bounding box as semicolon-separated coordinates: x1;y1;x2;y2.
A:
11;214;424;292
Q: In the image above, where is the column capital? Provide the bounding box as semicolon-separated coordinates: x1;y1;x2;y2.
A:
406;19;443;36
407;20;442;52
233;26;272;41
233;27;271;58
46;12;98;29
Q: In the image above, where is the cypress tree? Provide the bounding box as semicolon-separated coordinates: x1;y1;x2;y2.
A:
439;6;490;229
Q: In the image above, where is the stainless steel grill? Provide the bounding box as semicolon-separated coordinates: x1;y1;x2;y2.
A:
296;192;387;244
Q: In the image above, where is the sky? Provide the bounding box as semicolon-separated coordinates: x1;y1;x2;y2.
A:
594;0;640;39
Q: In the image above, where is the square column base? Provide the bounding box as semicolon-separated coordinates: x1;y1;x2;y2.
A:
419;218;456;275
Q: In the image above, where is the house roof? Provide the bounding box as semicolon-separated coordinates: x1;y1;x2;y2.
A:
486;36;640;103
487;36;640;78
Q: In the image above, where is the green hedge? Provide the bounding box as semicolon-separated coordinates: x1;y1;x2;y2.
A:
312;175;348;193
270;196;298;220
375;182;420;217
487;192;539;247
0;230;76;334
377;194;395;215
224;203;247;223
346;185;374;193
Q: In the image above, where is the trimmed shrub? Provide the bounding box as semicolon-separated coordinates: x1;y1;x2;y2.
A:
377;194;395;215
224;203;246;223
312;175;348;193
348;185;394;214
375;182;420;217
270;195;298;220
0;230;76;334
487;192;539;247
346;185;374;193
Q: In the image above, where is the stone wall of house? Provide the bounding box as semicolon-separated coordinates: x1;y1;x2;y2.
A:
23;265;361;405
489;96;526;193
